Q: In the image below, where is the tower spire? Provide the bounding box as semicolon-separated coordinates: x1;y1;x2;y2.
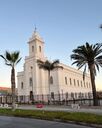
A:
34;25;37;33
29;26;43;42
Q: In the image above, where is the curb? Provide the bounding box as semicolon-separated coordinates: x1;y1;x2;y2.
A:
53;119;102;128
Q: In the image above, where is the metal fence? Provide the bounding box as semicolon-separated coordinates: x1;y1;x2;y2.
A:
0;93;102;106
0;95;17;105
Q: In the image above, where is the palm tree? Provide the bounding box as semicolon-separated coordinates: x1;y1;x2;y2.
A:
0;51;21;110
70;42;102;106
37;59;62;103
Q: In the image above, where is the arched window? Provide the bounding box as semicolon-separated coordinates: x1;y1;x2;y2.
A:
51;92;54;99
50;76;53;84
84;81;86;87
70;78;72;85
74;79;76;86
32;46;34;52
81;81;83;87
39;46;41;52
86;82;88;88
30;91;33;100
77;80;79;86
21;82;23;89
65;77;67;85
29;77;33;86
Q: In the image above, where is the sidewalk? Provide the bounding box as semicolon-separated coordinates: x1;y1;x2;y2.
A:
18;105;102;115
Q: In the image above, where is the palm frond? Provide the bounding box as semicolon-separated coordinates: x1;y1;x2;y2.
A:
96;55;102;60
16;57;22;65
6;51;12;61
0;55;7;62
77;62;86;70
37;59;44;64
71;42;102;82
37;59;61;71
94;43;102;57
12;51;20;63
5;63;12;67
52;59;59;65
1;51;21;67
95;62;100;72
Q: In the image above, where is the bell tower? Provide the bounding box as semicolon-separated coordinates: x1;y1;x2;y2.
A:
28;28;45;60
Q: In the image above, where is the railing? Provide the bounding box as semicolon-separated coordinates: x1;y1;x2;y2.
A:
0;93;102;106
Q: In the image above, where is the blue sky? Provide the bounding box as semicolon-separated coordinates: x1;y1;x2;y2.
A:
0;0;102;90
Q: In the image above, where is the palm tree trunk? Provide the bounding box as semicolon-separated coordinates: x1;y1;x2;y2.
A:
89;64;98;106
11;67;16;111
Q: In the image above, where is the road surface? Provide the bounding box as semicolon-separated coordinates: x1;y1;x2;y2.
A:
0;116;92;128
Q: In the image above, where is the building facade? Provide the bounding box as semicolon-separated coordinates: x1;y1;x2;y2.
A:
0;87;11;95
17;30;92;103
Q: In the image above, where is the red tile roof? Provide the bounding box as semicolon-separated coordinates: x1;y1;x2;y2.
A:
0;87;10;91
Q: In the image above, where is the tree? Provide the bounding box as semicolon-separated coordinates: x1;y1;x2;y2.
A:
37;59;62;102
0;51;21;110
70;42;102;106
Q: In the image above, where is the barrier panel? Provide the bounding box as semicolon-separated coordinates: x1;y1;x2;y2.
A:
71;104;80;109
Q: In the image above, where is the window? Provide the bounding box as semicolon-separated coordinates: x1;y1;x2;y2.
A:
32;46;34;52
51;92;54;99
30;91;33;100
21;82;23;89
85;93;88;98
39;46;41;52
70;78;72;85
81;81;83;87
88;92;92;98
65;77;67;85
71;92;74;98
66;92;68;99
84;82;86;87
78;92;82;99
50;76;53;84
29;77;33;86
75;93;77;99
89;83;91;88
74;79;76;86
86;82;88;88
82;93;84;98
20;96;23;101
77;80;79;86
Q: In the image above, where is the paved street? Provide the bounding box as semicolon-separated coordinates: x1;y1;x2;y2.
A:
0;116;92;128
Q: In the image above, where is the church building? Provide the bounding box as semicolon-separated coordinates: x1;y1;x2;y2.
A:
17;29;92;103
